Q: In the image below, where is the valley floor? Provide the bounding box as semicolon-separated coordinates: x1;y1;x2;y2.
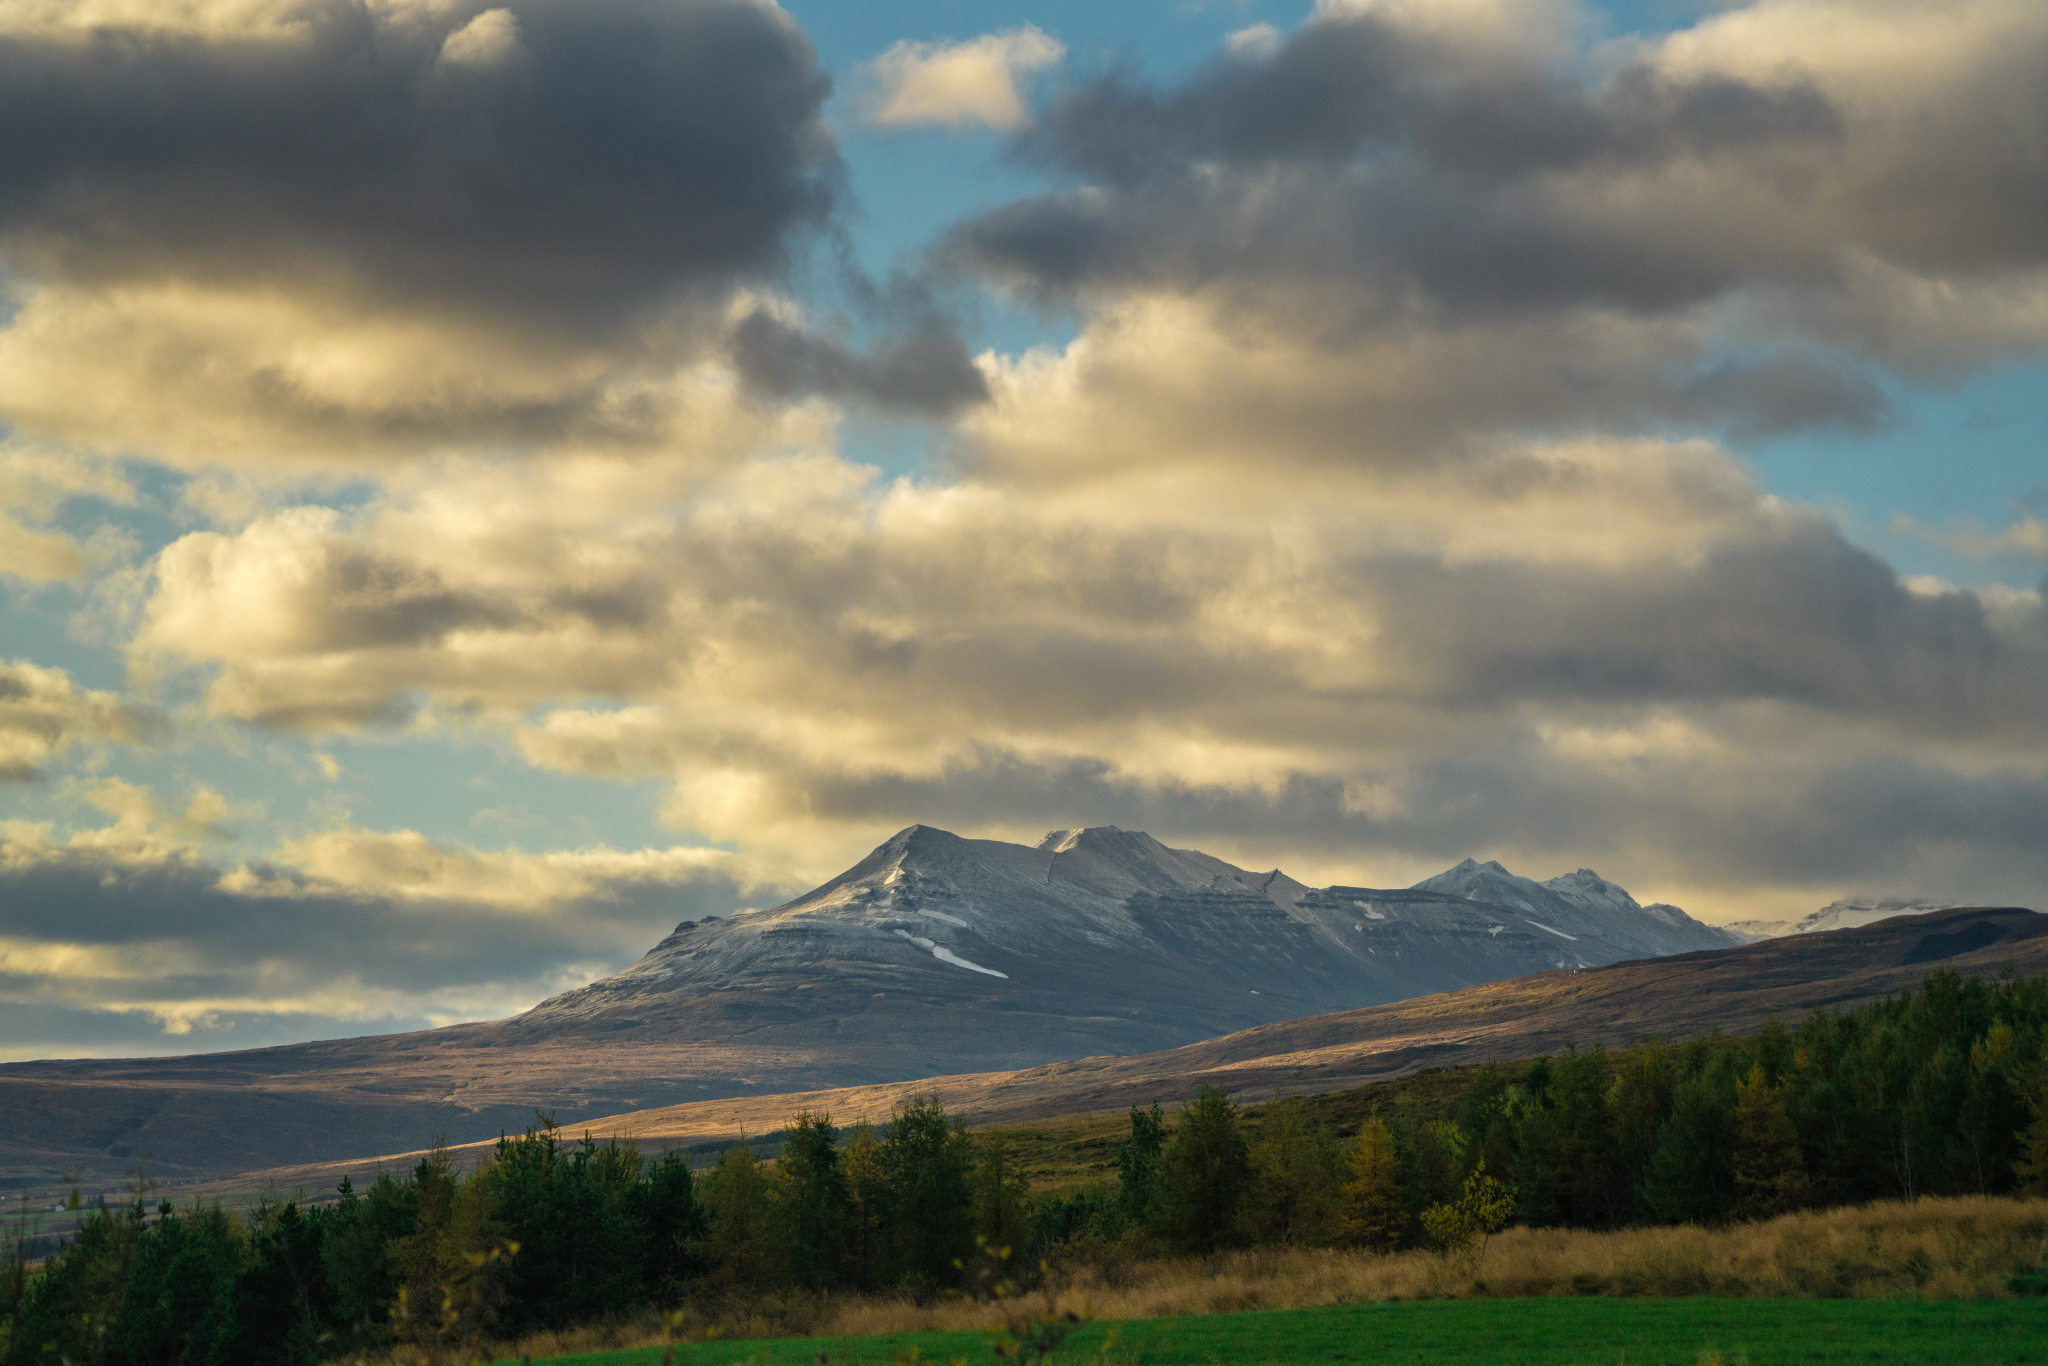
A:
419;1196;2048;1366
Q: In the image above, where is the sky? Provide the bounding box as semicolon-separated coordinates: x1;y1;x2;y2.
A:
1;0;2045;1062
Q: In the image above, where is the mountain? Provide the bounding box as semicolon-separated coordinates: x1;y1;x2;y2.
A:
1728;897;1957;940
517;825;1743;1054
0;823;1742;1185
182;904;2048;1203
1407;859;1739;958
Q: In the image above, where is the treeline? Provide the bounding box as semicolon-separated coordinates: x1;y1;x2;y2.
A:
7;968;2048;1364
0;1099;1038;1366
1165;963;2048;1251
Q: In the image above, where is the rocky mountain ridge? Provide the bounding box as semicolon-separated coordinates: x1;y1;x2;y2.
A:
518;824;1743;1053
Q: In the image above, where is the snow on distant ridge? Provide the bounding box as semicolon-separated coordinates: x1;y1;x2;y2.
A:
1727;897;1955;941
1412;857;1741;956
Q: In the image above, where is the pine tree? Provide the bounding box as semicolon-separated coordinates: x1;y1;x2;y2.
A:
1333;1117;1408;1252
772;1111;851;1289
1160;1085;1252;1255
1731;1062;1810;1221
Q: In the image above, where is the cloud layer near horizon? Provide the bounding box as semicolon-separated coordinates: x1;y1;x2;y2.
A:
0;781;785;1059
3;0;2047;1056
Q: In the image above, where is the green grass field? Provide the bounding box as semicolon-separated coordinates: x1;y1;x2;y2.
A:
510;1297;2048;1366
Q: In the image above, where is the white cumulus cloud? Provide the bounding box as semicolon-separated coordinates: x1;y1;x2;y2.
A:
862;26;1064;131
438;7;521;68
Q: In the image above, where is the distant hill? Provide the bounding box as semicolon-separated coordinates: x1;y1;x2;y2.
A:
0;822;1754;1186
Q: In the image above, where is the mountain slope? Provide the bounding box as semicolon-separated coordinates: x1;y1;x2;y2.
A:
1;823;1743;1184
182;904;2048;1201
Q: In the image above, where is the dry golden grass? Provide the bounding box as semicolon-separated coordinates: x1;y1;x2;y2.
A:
352;1196;2048;1365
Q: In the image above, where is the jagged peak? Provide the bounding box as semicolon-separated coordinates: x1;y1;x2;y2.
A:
1038;825;1131;854
878;822;970;855
1546;867;1625;893
1428;856;1515;882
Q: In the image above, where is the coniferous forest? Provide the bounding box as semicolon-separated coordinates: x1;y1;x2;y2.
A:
7;968;2048;1365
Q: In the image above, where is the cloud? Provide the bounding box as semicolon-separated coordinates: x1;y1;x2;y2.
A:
0;661;165;782
7;0;2048;1059
728;307;989;416
940;0;2048;461
0;0;840;464
0;444;133;580
861;26;1064;132
1899;511;2048;564
117;433;2048;910
0;794;783;1058
438;7;522;67
0;0;834;327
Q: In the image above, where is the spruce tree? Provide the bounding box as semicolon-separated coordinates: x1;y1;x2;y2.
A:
1160;1085;1252;1255
1333;1117;1408;1252
1610;1041;1677;1220
1548;1046;1619;1226
1114;1103;1167;1236
1642;1069;1735;1224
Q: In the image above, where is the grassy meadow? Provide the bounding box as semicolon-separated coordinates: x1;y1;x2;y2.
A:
511;1298;2048;1366
456;1196;2048;1366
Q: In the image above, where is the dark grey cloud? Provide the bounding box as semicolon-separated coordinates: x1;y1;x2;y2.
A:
0;0;839;337
730;308;988;416
1673;353;1892;441
942;2;2048;438
952;10;1853;314
0;842;765;1055
1354;518;2048;738
1018;22;1839;186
